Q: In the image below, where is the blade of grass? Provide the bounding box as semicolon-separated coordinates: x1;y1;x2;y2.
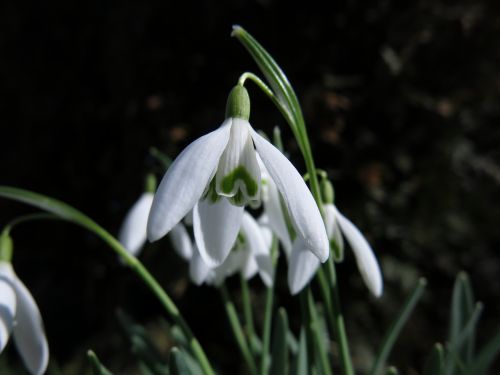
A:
270;308;289;375
467;329;500;374
87;350;114;375
370;278;427;375
423;343;445;375
220;283;259;375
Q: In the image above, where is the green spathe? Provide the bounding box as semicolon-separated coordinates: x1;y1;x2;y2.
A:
225;85;250;120
0;231;13;262
221;165;259;206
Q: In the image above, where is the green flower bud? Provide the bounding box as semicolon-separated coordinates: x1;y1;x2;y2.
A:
225;85;250;120
0;230;13;263
144;173;157;193
320;178;335;204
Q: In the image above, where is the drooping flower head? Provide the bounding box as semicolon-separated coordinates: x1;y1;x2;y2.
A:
0;232;49;375
286;177;383;296
118;174;157;256
147;85;329;268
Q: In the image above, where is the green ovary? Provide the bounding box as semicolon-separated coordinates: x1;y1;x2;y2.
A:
221;166;258;199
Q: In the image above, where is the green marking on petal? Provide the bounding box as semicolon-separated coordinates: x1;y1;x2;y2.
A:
330;239;344;262
202;178;221;203
230;190;246;206
221;166;259;198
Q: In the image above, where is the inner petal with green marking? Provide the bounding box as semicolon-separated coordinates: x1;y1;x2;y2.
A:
215;118;261;206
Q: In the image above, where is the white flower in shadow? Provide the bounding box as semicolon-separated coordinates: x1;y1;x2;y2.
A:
0;262;48;375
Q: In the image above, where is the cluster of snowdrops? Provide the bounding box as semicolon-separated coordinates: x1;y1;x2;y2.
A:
1;26;494;375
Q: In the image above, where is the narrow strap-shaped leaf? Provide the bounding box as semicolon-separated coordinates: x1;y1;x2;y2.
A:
260;238;278;375
291;329;308;375
169;347;191;375
287;330;299;355
117;309;168;374
370;278;427;375
270;308;289;375
232;26;302;129
219;284;259;375
461;274;476;363
87;350;114;375
423;343;445;375
449;272;476;365
448;272;475;362
467;329;500;374
446;302;483;374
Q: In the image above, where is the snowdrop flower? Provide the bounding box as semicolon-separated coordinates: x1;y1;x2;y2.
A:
118;174;158;256
119;174;195;261
324;204;383;297
258;159;292;257
147;85;328;267
118;192;154;256
0;257;49;375
186;212;274;288
288;202;383;297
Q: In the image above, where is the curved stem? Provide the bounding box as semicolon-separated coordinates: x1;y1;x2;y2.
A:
3;213;61;234
0;186;215;375
259;236;278;375
326;259;354;375
220;284;259;375
240;272;257;352
238;72;306;157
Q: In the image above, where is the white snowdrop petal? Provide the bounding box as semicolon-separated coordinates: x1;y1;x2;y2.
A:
288;238;321;295
334;208;383;297
11;274;49;375
193;198;244;267
261;169;292;256
241;251;259;280
170;223;193;261
216;119;261;205
118;193;154;256
241;212;274;286
0;278;16;352
147;120;232;242
189;246;212;286
324;204;344;260
252;129;329;262
212;251;246;286
259;224;273;251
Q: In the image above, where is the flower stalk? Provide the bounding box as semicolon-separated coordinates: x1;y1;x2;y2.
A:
0;186;215;375
233;25;355;375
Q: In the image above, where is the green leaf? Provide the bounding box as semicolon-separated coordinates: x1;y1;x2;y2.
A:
87;350;114;375
446;302;483;374
423;343;445;375
169;347;190;375
468;329;500;374
287;330;299;355
0;186;136;266
270;308;289;375
291;329;308;375
231;26;302;128
449;272;476;365
370;278;427;375
117;310;169;375
385;367;399;375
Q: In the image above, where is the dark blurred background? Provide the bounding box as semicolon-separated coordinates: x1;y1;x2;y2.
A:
1;0;499;373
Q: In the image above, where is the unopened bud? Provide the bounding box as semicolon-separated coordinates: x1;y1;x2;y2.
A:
0;231;13;263
225;85;250;120
320;178;335;204
144;173;157;193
